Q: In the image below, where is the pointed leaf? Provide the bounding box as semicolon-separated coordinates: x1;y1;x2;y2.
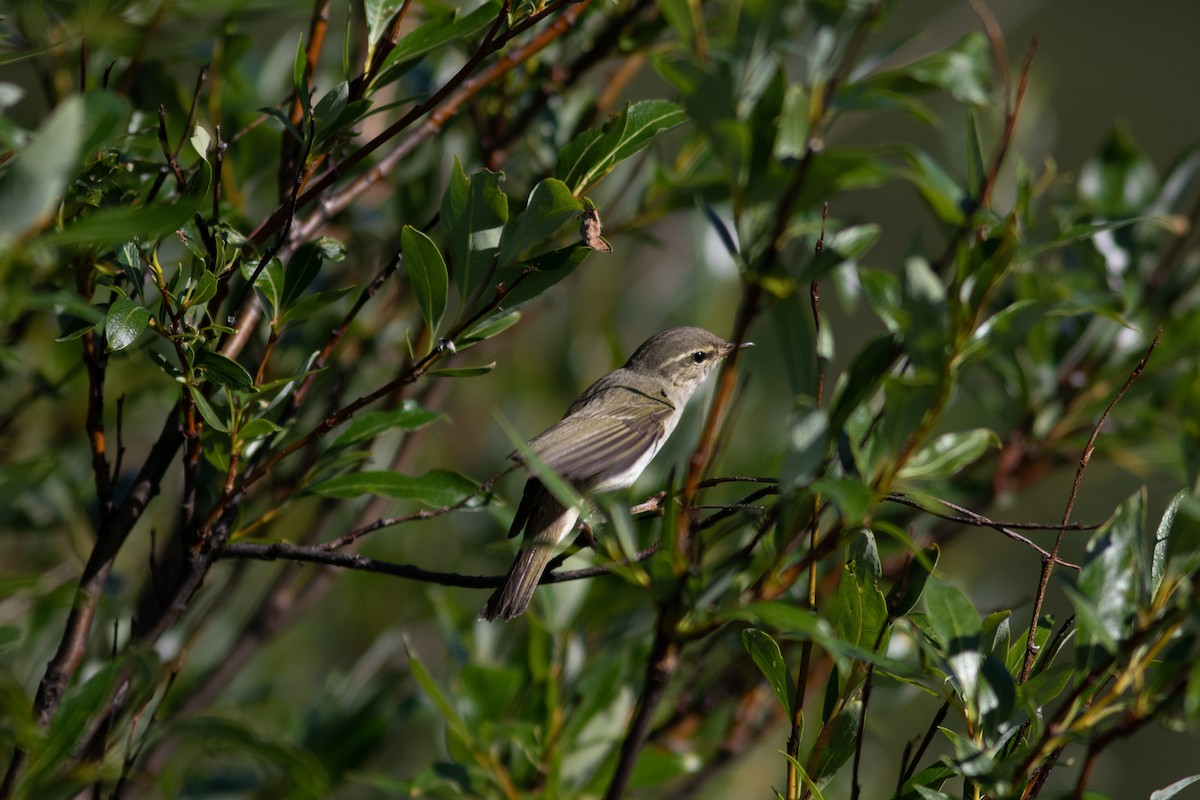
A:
405;638;471;739
898;429;999;481
241;257;285;318
497;179;583;267
189;386;229;433
283;237;345;310
401;225;449;338
379;2;501;73
1075;489;1144;668
556;100;688;194
0;95;84;239
742;628;792;715
331;401;446;447
922;578;981;707
441;159;508;302
494;244;591;311
196;350;256;393
808;700;862;783
886;544;939;618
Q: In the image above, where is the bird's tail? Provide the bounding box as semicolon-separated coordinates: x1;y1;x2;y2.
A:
478;541;557;621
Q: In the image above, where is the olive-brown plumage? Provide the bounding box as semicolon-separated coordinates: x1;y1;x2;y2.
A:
480;327;751;621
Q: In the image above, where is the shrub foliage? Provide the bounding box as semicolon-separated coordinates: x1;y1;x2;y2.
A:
1;1;1199;799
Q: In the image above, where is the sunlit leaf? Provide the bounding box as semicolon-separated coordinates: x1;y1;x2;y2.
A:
1073;489;1144;669
497;179;583;267
922;578;981;708
898;429;999;481
556;100;688;194
332;401;446;447
104;298;150;351
441;159;508;303
377;2;501;75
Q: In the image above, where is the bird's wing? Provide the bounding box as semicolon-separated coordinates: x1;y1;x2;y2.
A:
515;394;674;484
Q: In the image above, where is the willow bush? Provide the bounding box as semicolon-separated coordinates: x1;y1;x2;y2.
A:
1;1;1199;798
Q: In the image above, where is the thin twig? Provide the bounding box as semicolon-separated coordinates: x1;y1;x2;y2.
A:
884;493;1085;569
1019;328;1162;684
219;540;660;586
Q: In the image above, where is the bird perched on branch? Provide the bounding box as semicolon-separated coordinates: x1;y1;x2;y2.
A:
480;326;752;621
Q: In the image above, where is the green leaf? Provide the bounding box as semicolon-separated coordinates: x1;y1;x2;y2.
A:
835;534;888;651
313;81;350;143
441;159;508;303
293;34;311;114
726;603;916;679
494;244;592;311
184;270;218;309
283;237;345;310
240;417;285;441
22;658;120;789
378;2;501;73
48;161;212;248
364;0;404;66
556;100;688;194
1151;774;1200;800
895;765;956;800
310;470;481;507
331;401;446;447
497;179;584;267
901;147;967;225
461;310;520;345
886;544;939;618
1079;128;1159;216
1019;662;1074;710
190;124;211;162
966;108;985;197
890;31;991;106
426;363;495;378
922;578;981;707
189;386;229;433
830;334;901;431
781;406;830;487
402;225;449;339
104;298;151;351
241;257;285;318
404;638;471;740
775;83;810;160
810;477;871;524
808;700;861;783
195;350;256;393
0;95;84;239
898;429;999;481
1158;491;1200;591
741;628;792;715
278;286;356;327
880;376;941;458
1074;489;1144;669
169;714;330;798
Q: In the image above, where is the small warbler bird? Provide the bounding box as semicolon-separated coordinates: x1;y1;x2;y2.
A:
480;326;751;621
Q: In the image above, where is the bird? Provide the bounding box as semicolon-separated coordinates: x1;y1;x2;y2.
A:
479;326;751;621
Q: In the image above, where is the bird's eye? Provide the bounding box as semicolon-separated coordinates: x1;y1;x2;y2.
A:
691;351;707;364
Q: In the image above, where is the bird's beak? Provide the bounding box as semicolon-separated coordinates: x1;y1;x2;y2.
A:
722;340;754;356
